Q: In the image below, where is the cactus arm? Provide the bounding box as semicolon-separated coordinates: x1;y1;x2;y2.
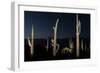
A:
55;44;59;55
28;37;32;47
27;24;34;56
79;20;81;34
78;20;81;34
27;36;33;56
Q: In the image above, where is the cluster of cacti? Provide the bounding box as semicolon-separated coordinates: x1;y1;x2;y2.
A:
61;47;72;54
76;14;81;58
26;15;83;58
27;24;34;56
61;39;73;54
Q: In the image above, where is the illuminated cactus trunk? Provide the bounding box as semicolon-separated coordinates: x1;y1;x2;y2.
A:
28;24;34;56
76;14;81;58
53;19;59;56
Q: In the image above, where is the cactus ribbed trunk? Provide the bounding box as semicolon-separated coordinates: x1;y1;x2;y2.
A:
53;19;59;56
76;14;81;58
76;33;79;57
31;24;34;55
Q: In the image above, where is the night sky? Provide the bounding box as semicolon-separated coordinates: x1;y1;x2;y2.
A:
24;11;90;39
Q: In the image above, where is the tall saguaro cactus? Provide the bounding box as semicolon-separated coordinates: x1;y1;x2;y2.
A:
76;14;81;58
28;24;34;56
52;18;59;56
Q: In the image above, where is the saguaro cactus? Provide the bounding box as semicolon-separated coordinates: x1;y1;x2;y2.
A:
76;14;81;58
28;24;34;56
52;18;59;56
